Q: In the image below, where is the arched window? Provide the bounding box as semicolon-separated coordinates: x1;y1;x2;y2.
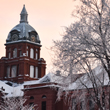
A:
26;46;29;56
30;48;34;58
11;65;17;77
8;52;11;58
8;48;11;58
13;48;17;58
7;66;10;78
27;50;28;56
35;49;38;60
19;50;22;57
42;95;46;99
30;65;34;78
30;96;34;99
36;53;38;59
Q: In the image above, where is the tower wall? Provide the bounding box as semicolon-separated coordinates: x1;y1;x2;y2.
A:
0;42;46;83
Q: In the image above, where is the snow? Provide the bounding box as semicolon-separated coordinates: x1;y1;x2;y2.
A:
0;73;60;97
7;23;36;40
0;81;23;97
5;40;41;46
66;66;109;90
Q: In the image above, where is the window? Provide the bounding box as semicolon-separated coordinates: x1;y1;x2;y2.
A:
42;95;46;99
30;65;34;78
8;52;11;58
35;67;38;78
9;48;11;51
36;49;38;59
13;48;17;58
19;50;22;57
11;65;17;77
7;66;10;78
42;101;46;110
27;50;28;56
27;46;29;57
36;53;38;59
30;96;34;99
89;100;95;110
8;48;11;58
30;48;34;58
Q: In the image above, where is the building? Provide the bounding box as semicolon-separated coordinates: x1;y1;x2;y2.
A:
0;5;69;110
0;5;46;84
0;5;108;110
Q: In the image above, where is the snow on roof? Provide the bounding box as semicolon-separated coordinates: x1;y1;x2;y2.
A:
0;73;63;97
66;66;109;90
7;23;37;39
0;81;23;97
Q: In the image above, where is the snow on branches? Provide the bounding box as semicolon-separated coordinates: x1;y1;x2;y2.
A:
51;0;110;110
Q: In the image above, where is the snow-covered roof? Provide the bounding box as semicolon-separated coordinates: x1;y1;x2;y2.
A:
0;73;63;97
7;23;40;42
66;66;109;90
6;5;40;44
0;81;23;97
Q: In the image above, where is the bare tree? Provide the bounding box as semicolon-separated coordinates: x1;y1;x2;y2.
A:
51;0;110;109
0;97;37;110
52;0;110;79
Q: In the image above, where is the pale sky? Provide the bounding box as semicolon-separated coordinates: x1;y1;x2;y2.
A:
0;0;75;73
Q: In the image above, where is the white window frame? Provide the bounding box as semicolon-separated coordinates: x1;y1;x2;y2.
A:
30;65;34;78
11;65;17;77
27;50;28;56
30;48;34;59
36;53;38;60
13;48;17;58
8;52;11;58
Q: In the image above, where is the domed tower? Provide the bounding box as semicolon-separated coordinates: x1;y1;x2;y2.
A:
0;5;46;83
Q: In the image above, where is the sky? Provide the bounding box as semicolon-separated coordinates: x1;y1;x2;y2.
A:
0;0;76;73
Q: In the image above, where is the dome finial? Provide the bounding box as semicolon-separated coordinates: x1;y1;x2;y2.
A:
20;5;28;23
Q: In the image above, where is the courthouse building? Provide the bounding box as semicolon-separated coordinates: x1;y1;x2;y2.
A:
0;5;108;110
0;5;69;110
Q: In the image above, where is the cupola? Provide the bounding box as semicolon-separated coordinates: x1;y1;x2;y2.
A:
6;5;40;44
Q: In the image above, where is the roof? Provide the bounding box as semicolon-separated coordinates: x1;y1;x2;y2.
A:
20;5;28;15
7;23;40;40
66;66;109;90
6;5;40;44
0;73;60;97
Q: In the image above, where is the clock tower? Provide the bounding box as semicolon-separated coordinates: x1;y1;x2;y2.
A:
0;5;46;83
